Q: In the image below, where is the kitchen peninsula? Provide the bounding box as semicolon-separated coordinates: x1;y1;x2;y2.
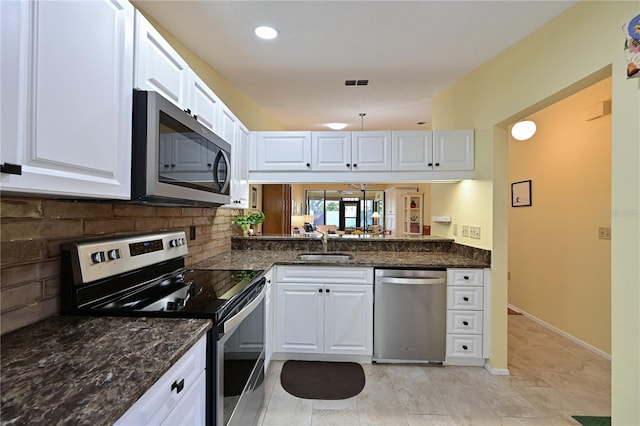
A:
194;234;491;270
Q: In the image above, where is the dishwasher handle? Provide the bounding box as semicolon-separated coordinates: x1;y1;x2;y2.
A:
376;276;445;285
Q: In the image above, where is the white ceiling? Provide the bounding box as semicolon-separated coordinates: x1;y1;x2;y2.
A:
136;0;577;131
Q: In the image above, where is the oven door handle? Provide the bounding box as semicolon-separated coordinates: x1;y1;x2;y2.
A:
223;283;266;334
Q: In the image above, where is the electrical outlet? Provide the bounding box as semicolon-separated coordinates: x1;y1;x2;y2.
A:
598;227;611;240
453;223;458;236
470;225;481;239
461;225;469;237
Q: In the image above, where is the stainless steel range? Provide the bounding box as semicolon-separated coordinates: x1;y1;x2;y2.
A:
61;231;265;426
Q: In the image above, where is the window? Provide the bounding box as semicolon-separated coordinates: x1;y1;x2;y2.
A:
305;189;383;231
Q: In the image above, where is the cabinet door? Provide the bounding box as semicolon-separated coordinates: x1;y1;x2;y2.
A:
351;131;392;171
134;11;188;108
432;129;474;171
188;71;220;132
160;371;206;426
1;0;133;199
219;105;238;146
276;283;323;353
230;123;250;208
392;131;433;171
324;284;373;355
254;132;312;171
311;132;352;171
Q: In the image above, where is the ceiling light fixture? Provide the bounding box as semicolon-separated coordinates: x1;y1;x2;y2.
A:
326;122;347;130
254;26;278;40
511;120;537;141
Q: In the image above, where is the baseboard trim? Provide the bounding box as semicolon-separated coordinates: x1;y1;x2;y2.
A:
508;304;611;361
484;363;510;375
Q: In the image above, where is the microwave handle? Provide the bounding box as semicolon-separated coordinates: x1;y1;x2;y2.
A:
213;150;231;194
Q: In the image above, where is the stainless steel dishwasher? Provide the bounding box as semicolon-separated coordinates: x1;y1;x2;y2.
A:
373;269;447;363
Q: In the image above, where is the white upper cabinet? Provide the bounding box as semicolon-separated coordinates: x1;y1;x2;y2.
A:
223;122;250;208
188;71;221;133
311;131;391;172
351;131;392;171
252;132;312;171
311;132;352;172
392;130;474;171
134;11;188;109
219;105;239;147
1;0;134;199
249;129;473;183
392;131;433;171
432;129;474;171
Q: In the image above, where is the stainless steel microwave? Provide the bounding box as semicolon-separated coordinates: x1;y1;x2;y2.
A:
131;89;231;207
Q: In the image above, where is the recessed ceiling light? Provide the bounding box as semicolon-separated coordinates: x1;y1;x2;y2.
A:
326;123;348;130
254;26;278;40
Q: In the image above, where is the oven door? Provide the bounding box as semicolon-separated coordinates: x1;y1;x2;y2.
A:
216;284;265;426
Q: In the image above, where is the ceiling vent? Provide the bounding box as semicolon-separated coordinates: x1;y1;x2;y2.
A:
345;80;369;86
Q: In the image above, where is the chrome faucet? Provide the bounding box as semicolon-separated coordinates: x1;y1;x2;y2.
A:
317;230;328;252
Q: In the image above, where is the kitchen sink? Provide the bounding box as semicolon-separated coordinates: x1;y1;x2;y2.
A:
296;253;353;261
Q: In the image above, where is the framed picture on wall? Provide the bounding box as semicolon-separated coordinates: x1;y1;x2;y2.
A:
511;180;532;207
251;186;258;209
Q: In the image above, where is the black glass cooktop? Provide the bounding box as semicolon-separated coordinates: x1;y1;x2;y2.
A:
91;269;264;322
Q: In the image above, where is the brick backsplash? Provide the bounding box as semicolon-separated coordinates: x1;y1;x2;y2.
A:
0;196;234;335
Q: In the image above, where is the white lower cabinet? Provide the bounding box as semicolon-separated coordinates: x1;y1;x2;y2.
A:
115;336;206;426
445;268;487;366
275;266;373;357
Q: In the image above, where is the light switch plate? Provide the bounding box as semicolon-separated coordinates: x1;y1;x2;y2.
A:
470;226;481;239
461;225;469;237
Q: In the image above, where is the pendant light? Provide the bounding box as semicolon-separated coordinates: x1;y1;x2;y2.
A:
359;113;366;131
511;120;537;141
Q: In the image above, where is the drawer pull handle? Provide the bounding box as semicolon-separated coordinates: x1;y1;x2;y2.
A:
462;345;468;351
318;288;323;293
171;378;185;394
463;297;469;302
462;321;469;326
463;276;469;280
326;288;330;293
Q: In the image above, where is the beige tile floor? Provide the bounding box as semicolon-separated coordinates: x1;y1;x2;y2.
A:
258;314;611;425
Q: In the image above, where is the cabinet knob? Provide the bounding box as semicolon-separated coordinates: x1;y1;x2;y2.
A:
463;297;469;302
428;163;433;167
462;321;469;326
462;345;468;351
435;162;440;167
346;163;350;167
318;288;323;293
325;288;331;293
353;164;358;167
463;276;470;280
306;163;311;167
183;108;192;115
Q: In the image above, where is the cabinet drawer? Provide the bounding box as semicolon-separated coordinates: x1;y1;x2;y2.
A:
447;269;483;286
276;266;373;285
446;310;483;334
446;286;483;310
116;336;207;425
446;334;482;358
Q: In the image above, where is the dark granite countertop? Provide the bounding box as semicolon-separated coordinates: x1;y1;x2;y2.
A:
0;316;211;426
194;249;489;270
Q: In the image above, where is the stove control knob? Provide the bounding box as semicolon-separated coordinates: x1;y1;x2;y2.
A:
107;249;121;260
90;251;106;264
170;238;184;247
